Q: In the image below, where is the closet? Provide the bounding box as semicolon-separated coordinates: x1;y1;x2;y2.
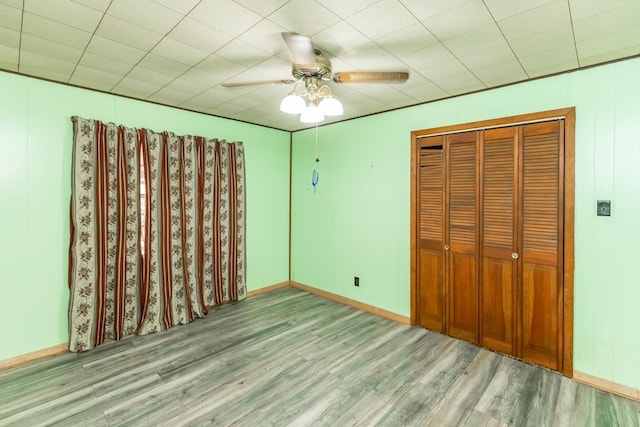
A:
412;109;574;374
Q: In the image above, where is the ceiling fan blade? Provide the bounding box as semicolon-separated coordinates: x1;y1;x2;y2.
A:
282;32;316;66
221;79;296;88
333;71;409;84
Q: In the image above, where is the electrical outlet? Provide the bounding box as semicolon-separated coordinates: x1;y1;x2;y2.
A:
354;276;359;287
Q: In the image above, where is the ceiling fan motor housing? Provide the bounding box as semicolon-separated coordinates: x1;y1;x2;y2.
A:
292;49;332;80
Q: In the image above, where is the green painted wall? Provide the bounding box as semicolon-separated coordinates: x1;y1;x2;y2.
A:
0;71;290;361
291;57;640;390
3;55;640;393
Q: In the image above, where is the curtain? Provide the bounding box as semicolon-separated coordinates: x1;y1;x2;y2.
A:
68;116;246;352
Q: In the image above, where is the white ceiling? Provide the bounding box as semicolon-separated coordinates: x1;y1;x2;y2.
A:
1;0;639;131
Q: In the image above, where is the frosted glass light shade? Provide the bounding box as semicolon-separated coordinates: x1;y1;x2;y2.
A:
318;97;343;116
300;105;325;123
280;94;305;114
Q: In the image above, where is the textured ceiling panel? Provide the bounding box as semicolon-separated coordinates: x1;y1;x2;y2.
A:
1;0;639;131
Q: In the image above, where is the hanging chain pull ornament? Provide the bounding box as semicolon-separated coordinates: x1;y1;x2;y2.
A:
312;123;320;193
312;158;319;193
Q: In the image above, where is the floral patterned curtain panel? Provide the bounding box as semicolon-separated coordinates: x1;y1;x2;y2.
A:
68;116;246;352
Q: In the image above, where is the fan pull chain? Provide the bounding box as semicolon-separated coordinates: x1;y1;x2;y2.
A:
312;123;319;193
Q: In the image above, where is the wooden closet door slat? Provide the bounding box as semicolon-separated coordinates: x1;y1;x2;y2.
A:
446;132;478;344
520;120;563;370
417;137;445;332
481;127;517;355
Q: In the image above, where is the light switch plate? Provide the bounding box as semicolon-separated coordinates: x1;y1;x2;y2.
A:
597;200;611;216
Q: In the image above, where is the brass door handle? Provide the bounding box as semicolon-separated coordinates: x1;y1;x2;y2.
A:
444;244;450;251
512;252;519;259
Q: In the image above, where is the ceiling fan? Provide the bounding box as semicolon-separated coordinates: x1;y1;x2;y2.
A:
221;32;410;123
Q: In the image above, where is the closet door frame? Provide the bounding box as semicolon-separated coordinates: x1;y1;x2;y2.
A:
410;107;575;377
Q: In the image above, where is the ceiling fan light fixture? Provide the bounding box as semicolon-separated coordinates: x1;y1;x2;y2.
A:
300;104;325;124
280;93;306;114
318;96;343;117
224;33;410;126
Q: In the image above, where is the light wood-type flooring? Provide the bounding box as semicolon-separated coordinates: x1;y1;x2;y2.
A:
1;287;639;426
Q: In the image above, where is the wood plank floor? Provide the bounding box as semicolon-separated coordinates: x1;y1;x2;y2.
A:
1;287;639;426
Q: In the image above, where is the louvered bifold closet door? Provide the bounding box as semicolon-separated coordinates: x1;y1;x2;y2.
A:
446;132;479;343
417;136;445;332
520;120;564;370
480;128;518;355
